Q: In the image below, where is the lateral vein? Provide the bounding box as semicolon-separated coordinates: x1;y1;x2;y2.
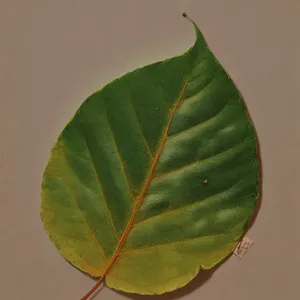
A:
57;177;107;261
80;129;119;240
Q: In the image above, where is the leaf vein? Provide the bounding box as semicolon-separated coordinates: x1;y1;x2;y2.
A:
56;177;108;261
167;98;230;139
80;129;119;240
104;112;137;202
133;172;254;228
153;137;254;180
120;233;228;256
127;87;155;158
183;72;218;104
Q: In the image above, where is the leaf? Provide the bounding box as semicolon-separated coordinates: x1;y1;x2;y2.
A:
41;14;259;298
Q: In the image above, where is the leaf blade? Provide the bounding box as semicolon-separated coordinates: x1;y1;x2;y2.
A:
41;17;259;296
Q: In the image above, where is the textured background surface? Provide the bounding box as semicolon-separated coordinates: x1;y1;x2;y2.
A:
1;0;299;299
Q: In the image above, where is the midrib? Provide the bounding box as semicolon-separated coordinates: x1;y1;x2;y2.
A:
80;79;189;300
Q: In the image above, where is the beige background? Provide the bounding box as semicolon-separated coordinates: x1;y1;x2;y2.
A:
1;0;300;299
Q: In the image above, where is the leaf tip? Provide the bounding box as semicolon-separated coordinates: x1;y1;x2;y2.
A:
182;12;193;24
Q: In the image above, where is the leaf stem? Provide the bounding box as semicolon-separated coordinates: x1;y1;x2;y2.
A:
80;277;105;300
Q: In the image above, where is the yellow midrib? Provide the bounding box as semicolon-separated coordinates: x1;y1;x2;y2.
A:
80;80;188;300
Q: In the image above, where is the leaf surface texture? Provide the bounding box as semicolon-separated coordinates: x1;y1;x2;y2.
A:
41;19;259;295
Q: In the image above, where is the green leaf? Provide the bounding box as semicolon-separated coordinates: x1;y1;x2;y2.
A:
41;15;259;297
